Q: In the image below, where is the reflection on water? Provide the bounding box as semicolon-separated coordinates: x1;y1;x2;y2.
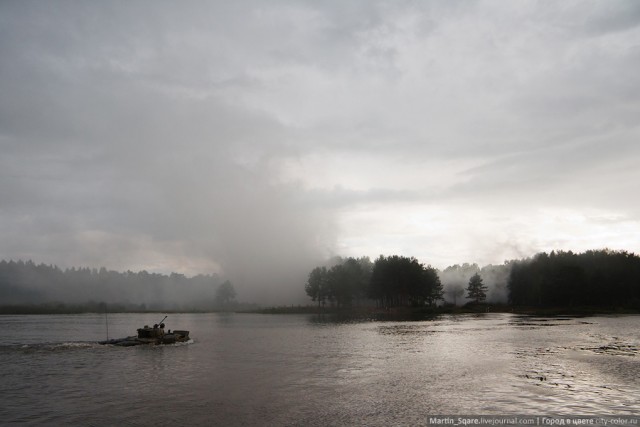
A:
0;313;638;425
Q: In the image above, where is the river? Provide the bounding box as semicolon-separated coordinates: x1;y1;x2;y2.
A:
0;313;638;425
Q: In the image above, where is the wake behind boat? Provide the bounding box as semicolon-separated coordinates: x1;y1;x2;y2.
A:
99;316;190;346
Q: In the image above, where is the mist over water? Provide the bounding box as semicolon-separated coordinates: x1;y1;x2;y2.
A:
1;313;639;425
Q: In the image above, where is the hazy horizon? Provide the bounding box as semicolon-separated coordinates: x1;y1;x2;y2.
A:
2;1;640;303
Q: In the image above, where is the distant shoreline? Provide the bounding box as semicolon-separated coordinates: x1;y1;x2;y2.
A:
2;303;639;316
250;304;640;317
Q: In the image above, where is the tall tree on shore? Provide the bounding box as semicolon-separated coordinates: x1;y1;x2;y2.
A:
305;266;328;308
417;265;444;306
466;273;487;304
327;258;364;308
214;280;237;307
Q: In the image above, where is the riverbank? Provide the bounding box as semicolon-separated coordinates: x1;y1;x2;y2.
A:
0;302;257;315
250;304;640;316
1;303;638;316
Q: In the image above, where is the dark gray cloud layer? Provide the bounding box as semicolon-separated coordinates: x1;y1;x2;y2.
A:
1;1;640;302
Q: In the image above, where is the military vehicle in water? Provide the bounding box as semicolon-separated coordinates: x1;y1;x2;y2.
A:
99;316;190;346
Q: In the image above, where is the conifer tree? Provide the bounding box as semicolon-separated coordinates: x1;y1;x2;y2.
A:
466;273;487;303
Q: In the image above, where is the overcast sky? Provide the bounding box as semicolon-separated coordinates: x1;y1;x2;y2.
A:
1;1;639;301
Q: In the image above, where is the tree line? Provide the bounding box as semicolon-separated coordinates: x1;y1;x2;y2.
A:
508;249;640;308
2;248;639;312
305;255;444;308
306;249;640;310
0;260;240;311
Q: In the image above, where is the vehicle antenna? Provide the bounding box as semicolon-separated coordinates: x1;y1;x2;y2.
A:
105;303;109;341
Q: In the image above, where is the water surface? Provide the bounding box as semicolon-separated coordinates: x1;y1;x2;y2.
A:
1;313;638;425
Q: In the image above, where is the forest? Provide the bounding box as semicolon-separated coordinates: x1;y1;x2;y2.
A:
305;249;640;311
305;255;443;309
0;260;243;312
1;249;639;313
508;249;640;308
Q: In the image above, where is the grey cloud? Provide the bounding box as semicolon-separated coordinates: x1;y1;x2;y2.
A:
447;132;640;212
1;1;640;302
581;1;640;36
0;1;342;303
